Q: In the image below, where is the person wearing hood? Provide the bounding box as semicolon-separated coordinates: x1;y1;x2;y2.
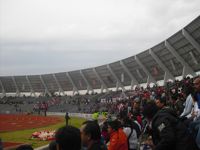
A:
143;100;198;150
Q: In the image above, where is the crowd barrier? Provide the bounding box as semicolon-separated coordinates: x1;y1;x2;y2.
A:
47;112;93;120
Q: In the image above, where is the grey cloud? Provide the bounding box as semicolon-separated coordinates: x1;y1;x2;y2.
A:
0;0;200;76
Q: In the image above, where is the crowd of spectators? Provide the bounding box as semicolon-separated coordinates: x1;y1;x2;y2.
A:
47;75;200;150
1;75;200;150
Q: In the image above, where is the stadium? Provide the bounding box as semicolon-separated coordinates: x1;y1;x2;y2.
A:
1;16;200;96
0;1;200;150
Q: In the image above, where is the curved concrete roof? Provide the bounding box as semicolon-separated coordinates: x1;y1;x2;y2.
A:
0;16;200;95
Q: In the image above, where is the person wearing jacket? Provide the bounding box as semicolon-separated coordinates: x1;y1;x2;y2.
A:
180;87;193;118
189;77;200;149
107;120;128;150
80;120;106;150
143;100;197;150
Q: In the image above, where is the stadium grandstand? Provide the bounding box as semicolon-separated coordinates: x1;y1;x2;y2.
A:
0;16;200;97
1;12;200;150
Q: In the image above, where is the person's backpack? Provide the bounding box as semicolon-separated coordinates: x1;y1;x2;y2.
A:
126;126;139;150
127;128;133;150
132;120;141;138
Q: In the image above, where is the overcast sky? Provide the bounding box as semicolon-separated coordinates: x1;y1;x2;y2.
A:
0;0;200;76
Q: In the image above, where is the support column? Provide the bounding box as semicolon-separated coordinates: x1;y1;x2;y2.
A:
26;76;36;97
116;81;120;91
40;75;51;97
170;60;176;71
0;79;6;97
165;40;196;77
136;69;143;78
120;60;139;89
107;64;125;91
134;56;156;84
80;70;94;94
182;29;200;54
149;49;175;84
66;72;79;96
12;76;20;97
93;68;109;93
189;51;198;65
53;74;65;96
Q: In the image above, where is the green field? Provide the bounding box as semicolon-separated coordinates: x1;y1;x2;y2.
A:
0;117;86;148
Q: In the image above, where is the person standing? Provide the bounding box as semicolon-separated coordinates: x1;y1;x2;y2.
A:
65;112;70;126
55;125;81;150
143;101;197;150
122;117;138;150
43;101;48;116
155;96;166;110
80;120;106;150
107;120;128;150
190;77;200;149
0;139;3;150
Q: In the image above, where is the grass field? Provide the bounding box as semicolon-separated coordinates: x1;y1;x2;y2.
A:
0;117;86;148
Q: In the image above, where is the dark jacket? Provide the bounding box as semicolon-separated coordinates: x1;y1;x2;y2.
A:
152;107;196;150
88;141;107;150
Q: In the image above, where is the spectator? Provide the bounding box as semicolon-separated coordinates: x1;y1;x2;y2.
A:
107;120;128;150
131;98;142;126
143;101;197;150
0;138;2;150
174;93;185;116
132;98;140;115
193;77;200;116
122;117;138;150
16;145;33;150
80;120;106;150
101;121;109;144
189;77;200;149
49;141;56;150
55;125;81;150
180;87;193;118
155;96;166;110
178;89;194;128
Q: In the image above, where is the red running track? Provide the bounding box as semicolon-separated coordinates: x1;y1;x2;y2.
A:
0;114;63;132
0;114;63;149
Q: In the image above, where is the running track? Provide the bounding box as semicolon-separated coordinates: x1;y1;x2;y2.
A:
0;114;63;132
